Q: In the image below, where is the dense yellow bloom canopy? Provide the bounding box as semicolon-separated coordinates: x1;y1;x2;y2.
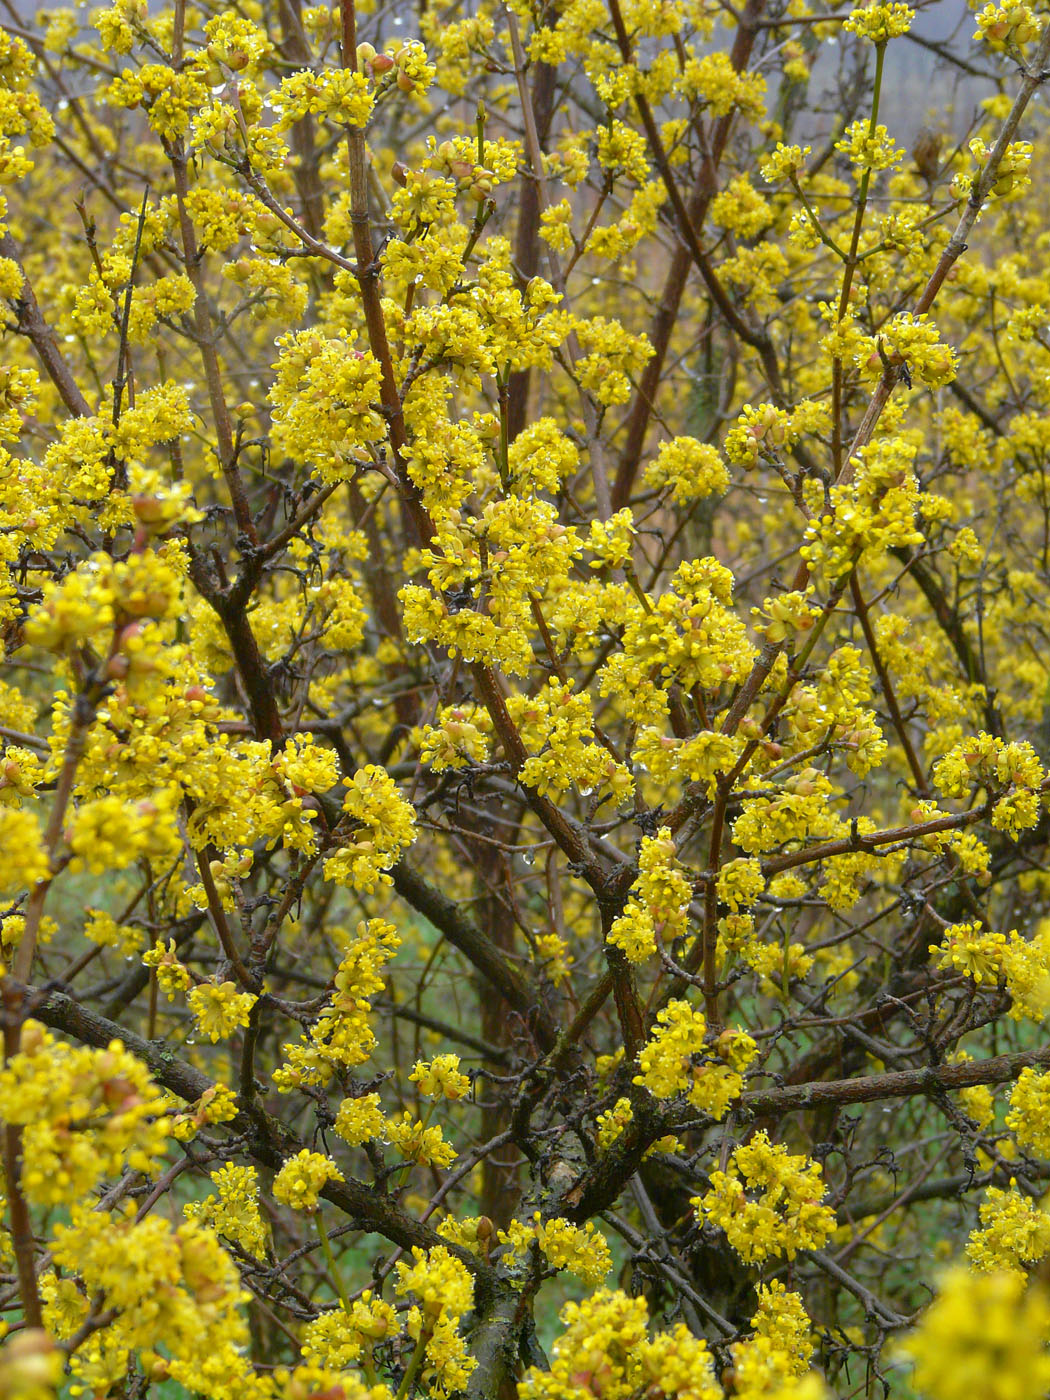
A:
1;0;1050;1398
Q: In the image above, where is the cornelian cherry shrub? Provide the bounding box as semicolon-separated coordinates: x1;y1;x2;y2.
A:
0;1;1049;1397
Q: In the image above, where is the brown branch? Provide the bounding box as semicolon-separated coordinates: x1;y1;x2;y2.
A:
892;546;1001;735
391;858;558;1053
740;1040;1050;1118
507;59;557;442
0;231;91;418
605;0;785;398
192;836;259;994
338;0;432;549
613;0;766;506
30;984;495;1286
470;662;599;877
169;144;257;545
761;801;992;877
1;1003;42;1327
850;575;929;796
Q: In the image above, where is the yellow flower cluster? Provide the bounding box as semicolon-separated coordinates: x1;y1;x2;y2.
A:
732;1281;816;1397
800;437;925;581
634;999;756;1119
697;1131;836;1262
49;1202;252;1397
324;767;417;891
410;1053;471;1100
184;1164;268;1259
395;1246;477;1396
187;981;258;1043
272;1149;344;1212
519;1289;720;1400
899;1269;1050;1400
386;1111;457;1167
966;1184;1050;1273
643;436;730;506
274;918;400;1089
0;1024;168;1206
844;2;915;42
608;828;691;962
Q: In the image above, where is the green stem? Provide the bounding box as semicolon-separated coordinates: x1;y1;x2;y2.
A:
833;39;887;477
316;1210;351;1312
394;1325;431;1400
843;40;886;291
789;175;847;260
361;1345;379;1388
497;368;510;489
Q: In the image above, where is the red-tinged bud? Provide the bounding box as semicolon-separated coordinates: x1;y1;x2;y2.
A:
181;1235;227;1303
130;493;169;525
396;70;415;92
20;1022;46;1055
105;653;131;680
1;1329;60;1389
371;53;395;75
101;1074;141;1111
392;162;410;186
